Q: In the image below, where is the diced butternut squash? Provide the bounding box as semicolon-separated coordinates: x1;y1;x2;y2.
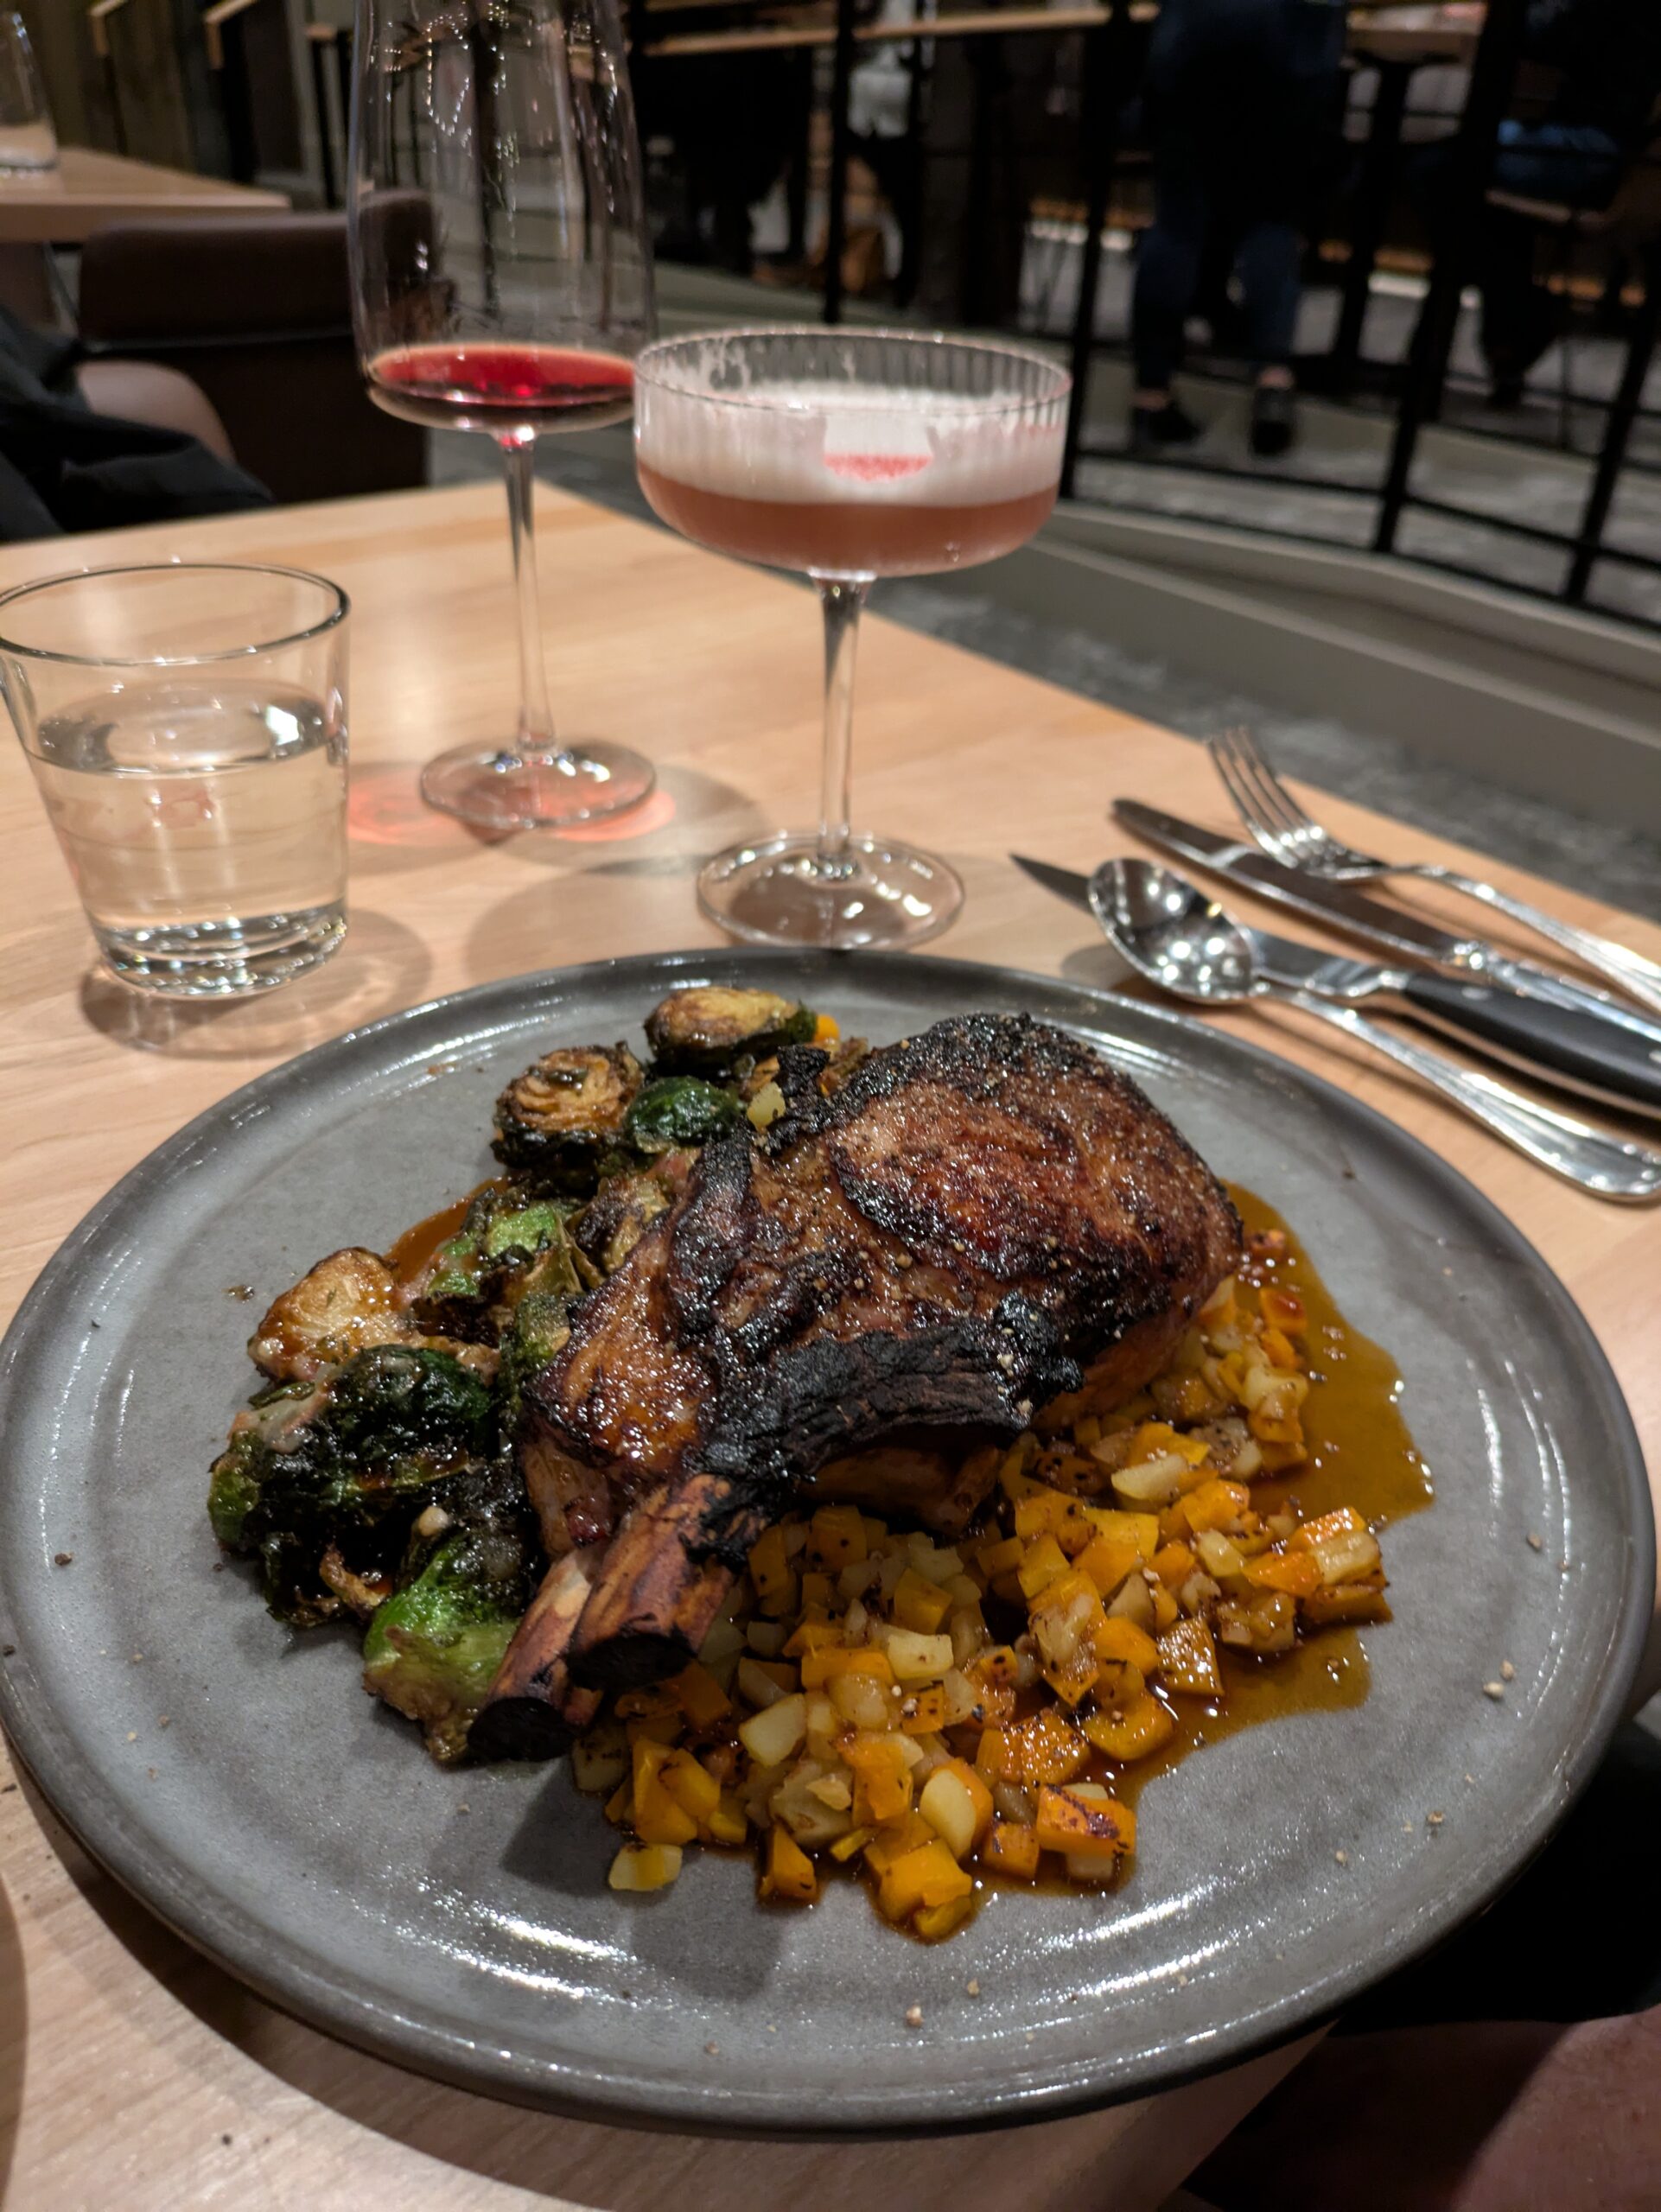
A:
800;1643;893;1690
1092;1614;1160;1674
657;1749;722;1825
748;1524;794;1611
892;1567;953;1634
982;1820;1042;1880
1301;1581;1392;1626
608;1842;682;1891
807;1503;868;1569
843;1732;914;1823
1290;1507;1383;1586
877;1839;973;1923
705;1794;748;1847
1243;1548;1322;1598
1182;1477;1252;1535
862;1812;934;1875
1016;1534;1072;1600
1033;1783;1136;1861
1151;1541;1197;1589
1082;1693;1175;1763
988;1707;1090;1786
1076;1533;1141;1598
1083;1507;1161;1561
900;1684;947;1733
914;1893;977;1942
632;1739;698;1846
760;1823;819;1903
670;1660;732;1729
1155;1618;1224;1697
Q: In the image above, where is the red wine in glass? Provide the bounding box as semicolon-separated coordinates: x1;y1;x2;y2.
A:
349;0;657;833
368;343;636;437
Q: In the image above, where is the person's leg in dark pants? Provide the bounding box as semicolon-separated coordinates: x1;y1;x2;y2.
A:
1130;133;1209;448
1235;213;1302;454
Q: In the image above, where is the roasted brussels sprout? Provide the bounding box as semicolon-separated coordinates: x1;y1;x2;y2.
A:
361;1465;538;1763
491;1044;643;1192
622;1076;744;1156
248;1248;413;1382
412;1186;581;1334
498;1285;576;1433
642;986;815;1078
211;1344;498;1624
570;1153;691;1275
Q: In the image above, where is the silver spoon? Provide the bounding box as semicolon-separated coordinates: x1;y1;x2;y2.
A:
1091;857;1661;1205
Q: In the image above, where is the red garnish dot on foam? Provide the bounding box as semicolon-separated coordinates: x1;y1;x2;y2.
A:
823;453;932;481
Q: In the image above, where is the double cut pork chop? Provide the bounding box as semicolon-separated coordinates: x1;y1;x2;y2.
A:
474;1013;1239;1754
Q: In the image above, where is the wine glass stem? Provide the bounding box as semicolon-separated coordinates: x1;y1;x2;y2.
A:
816;576;868;878
503;430;556;754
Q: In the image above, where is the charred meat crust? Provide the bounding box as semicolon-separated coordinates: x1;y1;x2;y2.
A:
531;1014;1240;1562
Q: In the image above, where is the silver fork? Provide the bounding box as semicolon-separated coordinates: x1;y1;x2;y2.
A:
1208;726;1661;1019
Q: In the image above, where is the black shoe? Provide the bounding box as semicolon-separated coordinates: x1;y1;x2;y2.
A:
1250;383;1296;459
1130;399;1202;454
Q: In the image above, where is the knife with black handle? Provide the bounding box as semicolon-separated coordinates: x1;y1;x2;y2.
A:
1011;849;1661;1120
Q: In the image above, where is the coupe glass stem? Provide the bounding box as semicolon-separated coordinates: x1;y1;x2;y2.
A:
816;576;868;878
503;429;556;760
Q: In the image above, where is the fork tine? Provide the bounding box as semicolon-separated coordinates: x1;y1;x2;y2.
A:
1225;727;1320;842
1206;729;1292;860
1224;728;1310;847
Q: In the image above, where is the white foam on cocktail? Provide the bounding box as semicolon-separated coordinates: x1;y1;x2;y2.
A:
635;378;1064;506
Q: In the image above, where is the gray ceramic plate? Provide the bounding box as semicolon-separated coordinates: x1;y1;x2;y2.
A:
0;950;1650;2134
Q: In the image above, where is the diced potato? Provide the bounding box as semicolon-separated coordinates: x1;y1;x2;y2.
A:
1301;1581;1392;1626
906;1539;964;1586
893;1567;953;1634
608;1843;682;1891
760;1824;818;1903
735;1656;792;1709
807;1773;853;1810
698;1617;747;1666
919;1759;994;1858
1107;1572;1157;1630
1193;1529;1245;1580
1155;1618;1223;1697
877;1839;973;1922
1082;1693;1174;1763
829;1669;894;1731
982;1820;1042;1880
882;1629;956;1685
737;1692;807;1770
570;1726;629;1796
1111;1452;1191;1506
744;1618;788;1657
1291;1507;1383;1586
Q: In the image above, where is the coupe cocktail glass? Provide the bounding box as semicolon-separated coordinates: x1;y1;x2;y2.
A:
633;327;1070;948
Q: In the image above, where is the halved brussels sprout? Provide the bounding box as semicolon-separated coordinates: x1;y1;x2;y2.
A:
491;1043;643;1191
623;1075;744;1155
248;1248;412;1382
642;986;815;1077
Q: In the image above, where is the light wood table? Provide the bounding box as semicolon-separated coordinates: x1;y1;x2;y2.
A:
0;144;288;245
0;480;1655;2211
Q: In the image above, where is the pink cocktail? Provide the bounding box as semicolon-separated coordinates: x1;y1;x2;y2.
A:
634;329;1070;949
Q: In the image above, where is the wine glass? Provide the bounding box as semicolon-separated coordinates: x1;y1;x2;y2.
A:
349;0;657;831
633;327;1069;947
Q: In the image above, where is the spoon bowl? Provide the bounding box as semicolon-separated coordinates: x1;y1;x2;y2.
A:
1089;857;1258;1001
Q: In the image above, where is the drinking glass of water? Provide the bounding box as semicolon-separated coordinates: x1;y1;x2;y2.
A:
0;563;350;996
0;11;56;174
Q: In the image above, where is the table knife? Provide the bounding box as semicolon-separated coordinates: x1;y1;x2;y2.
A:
1011;849;1661;1119
1112;798;1661;1044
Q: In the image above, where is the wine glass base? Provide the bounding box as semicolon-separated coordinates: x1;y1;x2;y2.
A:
697;833;964;950
420;741;655;831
